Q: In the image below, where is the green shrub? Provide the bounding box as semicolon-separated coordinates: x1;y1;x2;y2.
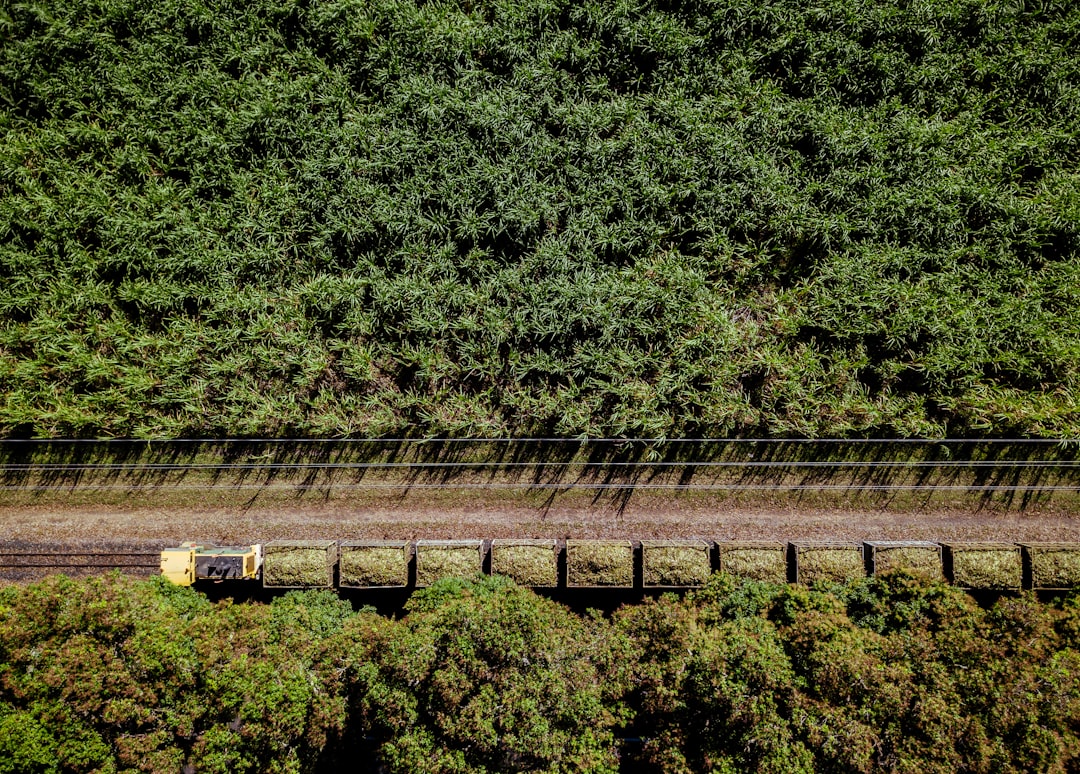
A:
622;573;1080;773
617;594;814;774
0;575;353;774
349;576;630;773
4;572;1080;772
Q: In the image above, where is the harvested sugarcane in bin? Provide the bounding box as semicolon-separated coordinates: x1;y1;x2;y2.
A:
794;543;864;585
642;540;711;587
1021;543;1080;590
415;540;484;587
866;541;943;582
339;540;410;588
945;543;1022;590
263;540;337;589
490;539;558;587
566;540;634;587
719;542;788;584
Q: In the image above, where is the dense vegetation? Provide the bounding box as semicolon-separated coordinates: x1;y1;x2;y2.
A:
2;0;1079;438
4;573;1080;772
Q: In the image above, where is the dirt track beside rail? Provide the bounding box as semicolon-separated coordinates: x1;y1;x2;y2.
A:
3;492;1079;546
4;439;1078;548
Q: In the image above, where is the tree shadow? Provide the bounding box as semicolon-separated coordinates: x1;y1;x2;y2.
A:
1;438;1076;514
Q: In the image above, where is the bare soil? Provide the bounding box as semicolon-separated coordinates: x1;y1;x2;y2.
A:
2;488;1078;546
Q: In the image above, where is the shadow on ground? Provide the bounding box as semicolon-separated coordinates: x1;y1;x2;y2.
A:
1;438;1077;513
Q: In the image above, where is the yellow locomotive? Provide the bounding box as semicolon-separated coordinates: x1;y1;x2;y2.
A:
160;542;262;586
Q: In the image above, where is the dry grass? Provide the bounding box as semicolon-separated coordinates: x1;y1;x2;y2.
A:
867;541;943;581
567;540;634;587
719;542;788;583
1023;543;1080;590
795;543;865;585
262;540;336;588
415;540;483;586
4;443;1080;521
490;540;558;587
641;540;711;587
339;541;409;587
947;543;1022;590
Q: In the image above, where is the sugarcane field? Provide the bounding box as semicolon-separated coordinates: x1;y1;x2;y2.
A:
3;0;1080;770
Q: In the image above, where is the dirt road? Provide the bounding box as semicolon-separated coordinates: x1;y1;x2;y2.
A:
2;488;1078;546
3;438;1078;552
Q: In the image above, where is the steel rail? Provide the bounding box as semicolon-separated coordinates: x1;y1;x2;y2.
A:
0;551;156;557
0;558;157;566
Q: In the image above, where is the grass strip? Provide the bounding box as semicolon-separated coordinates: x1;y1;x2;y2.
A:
490;540;558;587
567;540;634;587
339;541;409;588
262;540;336;588
641;540;711;587
947;543;1022;590
795;543;864;585
719;542;788;583
415;540;483;587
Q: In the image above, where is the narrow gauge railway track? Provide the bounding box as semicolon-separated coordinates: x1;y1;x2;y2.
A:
0;541;161;582
10;538;1080;594
3;441;1079;578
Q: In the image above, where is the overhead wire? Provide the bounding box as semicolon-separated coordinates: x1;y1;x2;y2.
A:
1;438;1075;491
2;460;1080;471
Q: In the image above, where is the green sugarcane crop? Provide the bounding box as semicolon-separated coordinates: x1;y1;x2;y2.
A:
1;0;1078;440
